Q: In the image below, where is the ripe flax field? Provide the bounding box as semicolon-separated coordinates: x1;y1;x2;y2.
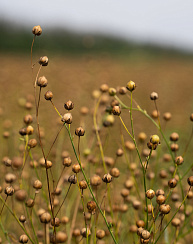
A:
1;29;193;243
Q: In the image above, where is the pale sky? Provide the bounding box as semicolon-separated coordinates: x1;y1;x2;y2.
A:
1;0;193;51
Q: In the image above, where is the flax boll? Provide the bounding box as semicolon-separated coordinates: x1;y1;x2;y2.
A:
90;175;102;186
150;135;160;144
79;180;87;190
146;189;155;199
112;105;121;116
175;156;184;165
63;157;72;167
72;164;81;173
163;112;172;121
64;100;74;110
87;200;97;214
28;139;37;148
33;180;42;190
24;114;33;125
126;80;136;92
4;186;14;196
37;76;48;88
150;92;158;100
40;212;51;223
109;87;116;96
39;56;48;66
44;91;53;100
102;173;113;183
159;204;171;215
32;25;42;36
68;175;77;184
187;176;193;186
61;113;72;124
81;228;91;238
170;132;179;142
51;217;61;227
75;127;85;136
96;229;105;239
56;231;68;242
19;234;28;243
110;168;120;178
100;84;109;93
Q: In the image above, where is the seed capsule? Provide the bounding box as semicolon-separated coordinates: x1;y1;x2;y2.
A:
168;178;177;188
33;180;42;190
102;173;113;183
37;76;48;87
75;127;85;136
150;135;160;144
40;212;51;223
159;204;171;215
72;164;81;173
146;189;155;199
32;25;42;36
96;229;105;239
19;234;28;243
109;87;116;96
175;156;184;165
63;157;72;167
68;175;77;184
4;186;14;196
61;113;72;124
79;180;87;190
81;227;91;238
126;80;136;92
112;105;121;116
150;92;158;100
64;100;74;110
187;176;193;186
100;84;109;93
44;91;53;100
28;139;37;148
87;200;97;214
39;56;48;66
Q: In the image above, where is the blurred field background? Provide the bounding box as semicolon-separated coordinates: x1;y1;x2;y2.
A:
1;21;193;136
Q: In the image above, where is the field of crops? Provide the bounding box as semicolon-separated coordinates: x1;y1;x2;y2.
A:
1;26;193;243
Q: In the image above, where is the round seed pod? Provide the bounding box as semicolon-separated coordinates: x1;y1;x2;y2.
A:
51;217;61;227
19;215;26;223
175;156;184;165
96;229;106;239
12;156;23;169
79;180;87;190
171;143;179;152
61;216;69;224
37;76;48;88
171;218;181;227
138;132;147;142
136;220;145;228
168;178;177;188
121;188;130;198
150;92;158;100
125;141;135;151
129;225;138;233
2;156;12;167
4;186;14;196
119;204;128;213
110;168;120;178
163;154;172;162
147;141;158;150
3;131;10;138
81;228;91;238
72;228;81;237
141;230;150;240
111;99;119;107
33;180;42;190
15;189;27;202
147;172;155;180
90;175;102;186
116;148;123;157
40;212;51;223
137;227;144;236
133;200;141;210
75;127;85;136
151;109;160;118
100;84;109;93
119;86;127;95
56;231;68;243
126;80;136;92
102;173;112;183
26;125;34;135
19;234;28;243
125;179;134;189
39;56;48;66
171;193;180;202
156;189;165;196
63;157;72;167
26;198;35;208
170;132;179;142
44;91;53;100
68;175;77;184
187;191;193;199
23;114;33;125
156;195;166;205
190;114;193;121
146;189;155;199
61;113;72;124
163;112;172;121
187;176;193;186
19;128;27;136
72;164;81;173
104;156;114;167
87;200;97;214
159;170;168;179
80;106;89;115
112;106;121;116
150;135;160;144
109;87;116;96
140;238;150;244
5;173;16;183
64;100;74;111
28;139;37;148
159;204;171;215
32;25;42;36
25;102;33;110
